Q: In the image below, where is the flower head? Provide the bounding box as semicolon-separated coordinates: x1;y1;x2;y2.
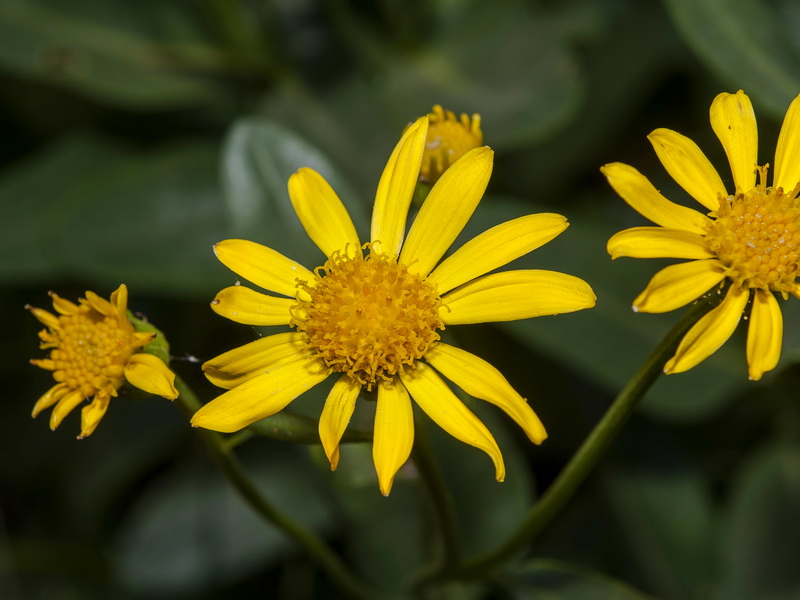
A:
194;117;596;495
417;105;483;184
603;90;800;380
28;284;179;438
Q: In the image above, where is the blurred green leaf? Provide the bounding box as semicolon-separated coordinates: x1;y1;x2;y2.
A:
248;409;371;445
498;559;655;599
114;444;336;595
0;0;231;108
720;444;800;600
663;0;800;117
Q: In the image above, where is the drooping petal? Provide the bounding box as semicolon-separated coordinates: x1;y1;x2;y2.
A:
370;117;429;256
48;292;79;315
319;374;361;470
399;147;493;276
746;289;783;381
211;286;293;326
600;163;711;234
203;332;309;389
214;239;314;298
84;291;113;316
607;227;714;260
32;383;70;418
26;306;60;330
648;128;727;211
78;392;110;439
50;390;85;431
665;284;750;374
288;168;360;259
774;93;800;192
400;364;505;482
710;91;757;193
109;284;129;323
633;259;726;313
124;353;178;399
429;213;568;294
441;270;596;325
373;381;414;496
425;344;546;444
191;357;329;433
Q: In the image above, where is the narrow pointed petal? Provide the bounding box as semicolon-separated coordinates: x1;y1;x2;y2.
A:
319;374;361;470
50;390;85;431
214;239;314;298
30;358;56;371
78;392;110;439
124;353;178;399
370;117;429;256
373;381;414;496
191;357;329;433
442;270;596;325
774;93;800;192
32;383;70;418
400;364;505;482
203;332;309;389
665;285;749;374
288;168;361;259
48;292;79;315
211;286;293;326
85;291;113;316
607;227;714;260
110;284;128;322
399;147;493;276
601;163;710;234
710;91;757;193
429;213;569;294
26;305;60;329
132;331;156;349
747;289;783;381
633;259;726;313
426;344;546;444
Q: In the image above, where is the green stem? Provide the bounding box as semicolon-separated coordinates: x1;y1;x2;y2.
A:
173;376;385;600
455;293;725;578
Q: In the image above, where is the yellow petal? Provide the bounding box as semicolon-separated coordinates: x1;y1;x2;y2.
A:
48;292;79;315
633;259;726;313
319;374;361;470
211;285;293;326
429;212;568;294
370;117;429;256
110;284;129;322
85;291;113;316
32;383;70;418
746;289;783;381
648;128;727;211
27;305;60;330
50;390;85;431
288;168;361;259
425;344;546;444
78;392;111;439
665;285;749;374
710;90;757;193
607;227;714;260
124;353;178;399
400;364;505;482
373;381;414;496
601;163;710;234
441;270;596;325
203;332;309;389
774;93;800;192
191;357;328;433
214;239;314;298
399;147;493;276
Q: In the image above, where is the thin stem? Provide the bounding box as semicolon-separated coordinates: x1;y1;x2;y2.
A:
173;376;386;600
455;292;725;578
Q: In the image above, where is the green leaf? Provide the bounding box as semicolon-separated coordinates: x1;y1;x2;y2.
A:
129;311;171;364
663;0;800;117
498;559;655;599
720;444;800;600
248;410;371;445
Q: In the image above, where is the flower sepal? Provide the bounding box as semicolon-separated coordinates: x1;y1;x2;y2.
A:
128;311;171;364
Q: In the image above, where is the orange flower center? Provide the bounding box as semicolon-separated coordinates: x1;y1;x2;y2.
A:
291;246;443;389
706;167;800;292
419;105;483;184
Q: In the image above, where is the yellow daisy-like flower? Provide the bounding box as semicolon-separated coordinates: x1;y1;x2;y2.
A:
603;90;800;380
193;117;596;495
418;105;483;184
27;284;179;438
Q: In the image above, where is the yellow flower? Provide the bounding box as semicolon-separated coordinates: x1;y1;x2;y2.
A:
418;105;483;184
603;90;800;380
28;284;179;438
194;117;596;495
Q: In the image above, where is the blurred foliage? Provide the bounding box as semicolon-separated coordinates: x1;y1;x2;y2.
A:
3;0;800;599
